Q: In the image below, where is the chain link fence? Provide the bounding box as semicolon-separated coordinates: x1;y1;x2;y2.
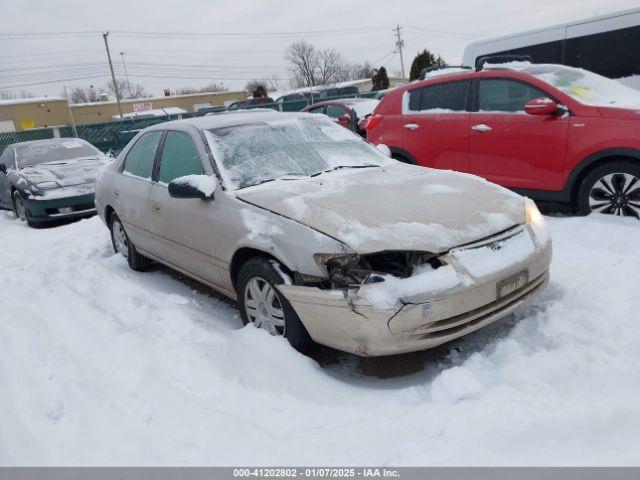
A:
0;90;384;155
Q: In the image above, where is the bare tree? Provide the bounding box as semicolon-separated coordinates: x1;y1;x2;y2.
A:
106;79;150;100
335;61;375;82
0;90;36;100
63;86;101;103
316;49;344;85
285;40;321;87
173;82;228;95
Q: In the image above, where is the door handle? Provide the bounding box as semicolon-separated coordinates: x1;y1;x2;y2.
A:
471;124;492;132
404;123;420;130
112;189;119;198
151;201;161;213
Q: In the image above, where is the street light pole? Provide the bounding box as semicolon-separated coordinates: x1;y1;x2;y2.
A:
102;31;123;120
119;51;133;98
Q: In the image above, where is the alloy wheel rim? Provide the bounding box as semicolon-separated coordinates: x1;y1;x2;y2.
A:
243;276;285;335
13;195;26;220
112;221;129;259
588;172;640;219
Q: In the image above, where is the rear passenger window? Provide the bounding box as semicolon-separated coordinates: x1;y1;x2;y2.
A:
158;131;204;184
408;81;470;112
478;79;547;112
123;131;162;179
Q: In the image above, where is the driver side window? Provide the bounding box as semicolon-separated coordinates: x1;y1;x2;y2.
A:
123;131;163;179
478;79;547;113
158;131;204;185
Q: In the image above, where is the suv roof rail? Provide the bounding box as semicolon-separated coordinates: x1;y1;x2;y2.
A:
476;54;533;71
419;65;472;81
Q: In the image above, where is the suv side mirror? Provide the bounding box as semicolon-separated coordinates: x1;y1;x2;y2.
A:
168;175;217;200
337;114;350;128
0;164;6;174
525;97;560;116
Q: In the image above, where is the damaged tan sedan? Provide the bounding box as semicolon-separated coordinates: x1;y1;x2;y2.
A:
95;111;552;356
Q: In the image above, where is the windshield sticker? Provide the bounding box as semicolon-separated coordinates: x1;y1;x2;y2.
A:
568;87;596;99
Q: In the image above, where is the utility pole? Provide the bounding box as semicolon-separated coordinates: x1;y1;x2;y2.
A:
393;25;406;80
119;51;132;98
63;85;78;138
102;31;123;120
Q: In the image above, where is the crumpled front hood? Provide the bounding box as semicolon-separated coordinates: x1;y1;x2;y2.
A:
236;163;526;253
18;157;108;188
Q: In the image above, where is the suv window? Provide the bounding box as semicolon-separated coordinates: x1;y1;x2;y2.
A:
408;80;470;112
326;105;347;118
478;79;547;112
158;131;204;184
123;131;163;179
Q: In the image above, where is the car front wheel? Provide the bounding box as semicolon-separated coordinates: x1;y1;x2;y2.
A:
109;212;151;271
578;162;640;219
237;257;315;353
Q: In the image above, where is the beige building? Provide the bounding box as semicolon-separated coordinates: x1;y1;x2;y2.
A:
0;90;247;132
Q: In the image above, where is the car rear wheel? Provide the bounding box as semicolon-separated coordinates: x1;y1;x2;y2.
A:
109;212;151;271
237;257;315;353
578;162;640;219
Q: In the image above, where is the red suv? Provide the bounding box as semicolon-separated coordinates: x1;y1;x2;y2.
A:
365;63;640;219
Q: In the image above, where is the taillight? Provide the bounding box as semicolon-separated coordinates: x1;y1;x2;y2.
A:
364;114;383;132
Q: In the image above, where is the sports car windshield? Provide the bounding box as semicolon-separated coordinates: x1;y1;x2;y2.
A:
206;116;389;189
15;139;102;169
525;65;640;108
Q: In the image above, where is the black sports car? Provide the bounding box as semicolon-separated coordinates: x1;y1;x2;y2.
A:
0;138;109;227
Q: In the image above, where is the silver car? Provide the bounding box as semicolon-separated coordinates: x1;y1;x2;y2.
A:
95;111;552;356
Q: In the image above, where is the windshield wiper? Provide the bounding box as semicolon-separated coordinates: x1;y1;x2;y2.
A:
310;164;378;177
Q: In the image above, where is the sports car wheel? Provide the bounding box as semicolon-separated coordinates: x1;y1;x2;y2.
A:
578;162;640;219
12;191;27;221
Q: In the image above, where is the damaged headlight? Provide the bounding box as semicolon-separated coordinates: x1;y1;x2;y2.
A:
313;251;442;289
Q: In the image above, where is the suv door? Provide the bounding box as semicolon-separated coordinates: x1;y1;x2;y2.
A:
149;130;222;285
114;131;163;254
468;78;569;190
401;80;471;172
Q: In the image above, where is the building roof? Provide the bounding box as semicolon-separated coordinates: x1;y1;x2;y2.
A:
0;96;66;106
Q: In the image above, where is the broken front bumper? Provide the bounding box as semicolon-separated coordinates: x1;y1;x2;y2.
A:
278;225;552;356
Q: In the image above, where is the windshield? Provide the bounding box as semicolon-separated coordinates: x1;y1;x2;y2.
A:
15;139;102;169
206;116;388;189
525;65;640;108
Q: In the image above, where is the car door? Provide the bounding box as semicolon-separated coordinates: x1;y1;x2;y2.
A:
0;147;15;208
148;129;222;285
401;80;471;172
112;130;163;255
468;78;569;190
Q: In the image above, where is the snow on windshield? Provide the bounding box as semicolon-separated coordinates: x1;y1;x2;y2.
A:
205;116;389;190
525;65;640;109
15;139;102;169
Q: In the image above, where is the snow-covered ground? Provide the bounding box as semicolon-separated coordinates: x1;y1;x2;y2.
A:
0;211;639;466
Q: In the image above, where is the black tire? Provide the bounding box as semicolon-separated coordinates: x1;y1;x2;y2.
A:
237;257;315;353
12;191;44;228
391;153;414;165
109;212;151;271
577;161;640;219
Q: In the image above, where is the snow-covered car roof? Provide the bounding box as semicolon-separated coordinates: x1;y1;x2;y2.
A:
145;110;306;132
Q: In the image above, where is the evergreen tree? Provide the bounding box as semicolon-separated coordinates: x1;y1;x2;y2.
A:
409;49;447;81
371;66;390;91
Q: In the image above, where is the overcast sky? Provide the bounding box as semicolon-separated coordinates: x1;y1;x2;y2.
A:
1;0;637;98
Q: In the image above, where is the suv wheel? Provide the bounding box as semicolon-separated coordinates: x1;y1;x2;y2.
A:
237;257;315;353
109;212;151;271
578;162;640;219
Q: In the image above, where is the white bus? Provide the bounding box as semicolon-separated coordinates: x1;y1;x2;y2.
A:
462;8;640;89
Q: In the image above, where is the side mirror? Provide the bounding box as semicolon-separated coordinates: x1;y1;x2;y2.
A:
0;164;6;174
525;97;560;116
168;175;217;200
